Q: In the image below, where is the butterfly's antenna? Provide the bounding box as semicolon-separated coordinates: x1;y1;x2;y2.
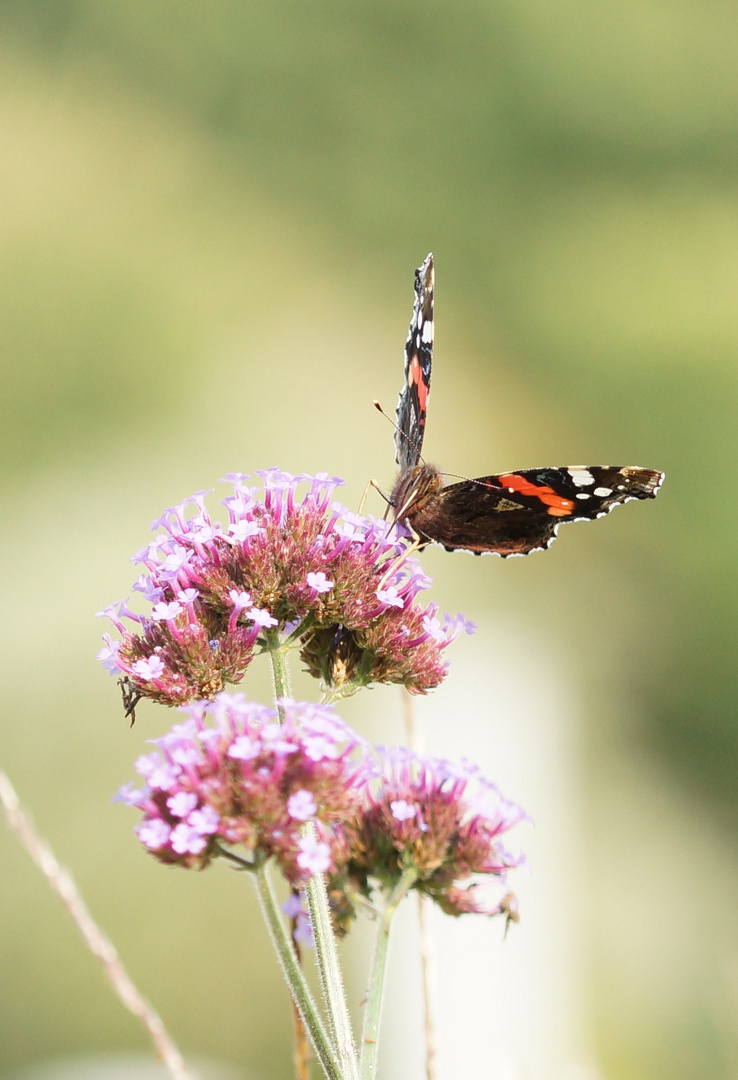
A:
372;400;425;464
440;471;490;489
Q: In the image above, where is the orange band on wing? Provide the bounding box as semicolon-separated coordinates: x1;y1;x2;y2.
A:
498;473;575;516
408;355;429;414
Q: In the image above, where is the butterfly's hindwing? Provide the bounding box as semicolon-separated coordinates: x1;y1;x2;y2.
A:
408;467;664;556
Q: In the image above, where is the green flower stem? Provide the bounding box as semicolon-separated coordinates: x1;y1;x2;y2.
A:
304;827;359;1080
266;627;292;720
360;869;419;1080
254;860;341;1080
266;629;360;1080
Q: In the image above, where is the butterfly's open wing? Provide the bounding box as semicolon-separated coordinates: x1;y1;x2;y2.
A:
412;466;664;556
395;253;434;471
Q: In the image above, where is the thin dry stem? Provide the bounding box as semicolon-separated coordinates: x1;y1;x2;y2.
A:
416;894;438;1080
0;771;196;1080
401;689;439;1080
289;910;313;1080
291;999;312;1080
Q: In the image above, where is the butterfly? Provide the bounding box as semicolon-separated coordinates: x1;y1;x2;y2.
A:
389;253;664;557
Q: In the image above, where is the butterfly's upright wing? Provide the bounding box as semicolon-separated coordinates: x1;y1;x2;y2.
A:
409;466;664;556
395;253;434;471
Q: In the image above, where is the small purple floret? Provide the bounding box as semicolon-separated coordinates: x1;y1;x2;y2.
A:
288;789;318;821
297;834;332;875
132;655;165;681
307;572;334;594
390;799;417;822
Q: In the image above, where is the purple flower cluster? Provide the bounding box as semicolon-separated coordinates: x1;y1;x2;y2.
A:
117;695;364;881
119;695;526;927
329;746;527;930
98;471;472;709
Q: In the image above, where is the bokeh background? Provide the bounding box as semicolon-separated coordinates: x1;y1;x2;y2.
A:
1;2;737;1079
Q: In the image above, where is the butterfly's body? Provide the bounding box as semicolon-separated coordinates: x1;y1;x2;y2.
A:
390;254;664;558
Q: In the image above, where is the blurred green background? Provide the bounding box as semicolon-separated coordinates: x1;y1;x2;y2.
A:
0;2;737;1078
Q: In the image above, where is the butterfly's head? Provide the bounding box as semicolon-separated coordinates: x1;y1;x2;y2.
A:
390;462;443;527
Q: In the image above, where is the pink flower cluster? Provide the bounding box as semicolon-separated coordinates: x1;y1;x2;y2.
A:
119;695;526;926
98;470;473;710
117;695;364;882
330;746;527;928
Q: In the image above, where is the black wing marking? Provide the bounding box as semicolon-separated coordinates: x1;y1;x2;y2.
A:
395;253;434;471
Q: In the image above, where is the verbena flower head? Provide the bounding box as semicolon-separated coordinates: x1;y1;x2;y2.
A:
117;694;364;883
98;470;473;708
119;695;526;934
330;747;526;931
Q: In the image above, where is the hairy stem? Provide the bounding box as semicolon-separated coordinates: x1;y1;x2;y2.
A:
266;627;292;720
266;630;359;1080
254;860;341;1080
304;829;359;1080
360;867;419;1080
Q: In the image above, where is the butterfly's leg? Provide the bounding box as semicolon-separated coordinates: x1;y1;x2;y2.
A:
377;531;424;591
358;479;392;517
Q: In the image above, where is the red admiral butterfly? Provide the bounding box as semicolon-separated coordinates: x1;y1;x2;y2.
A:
390;253;664;557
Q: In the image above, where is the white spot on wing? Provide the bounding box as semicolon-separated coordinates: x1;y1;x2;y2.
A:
593;486;613;497
575;492;591;500
567;468;595;487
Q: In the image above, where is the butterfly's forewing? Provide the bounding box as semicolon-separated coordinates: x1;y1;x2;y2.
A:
395;253;434;471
